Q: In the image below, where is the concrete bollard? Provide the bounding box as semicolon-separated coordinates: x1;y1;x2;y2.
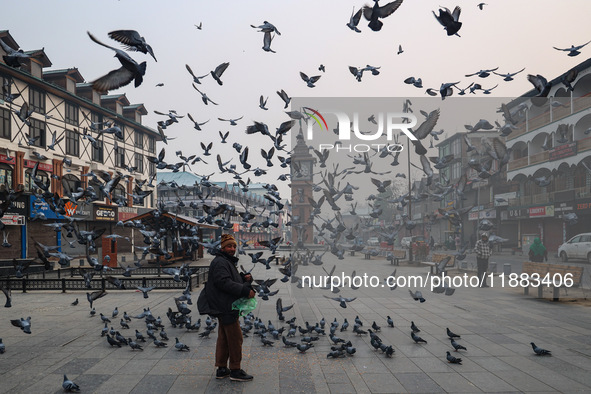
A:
489;262;497;274
503;263;511;275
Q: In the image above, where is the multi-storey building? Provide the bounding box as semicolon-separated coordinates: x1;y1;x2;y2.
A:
157;171;286;245
504;57;591;252
0;30;158;261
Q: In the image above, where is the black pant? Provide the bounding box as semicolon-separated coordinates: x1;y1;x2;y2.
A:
476;257;489;286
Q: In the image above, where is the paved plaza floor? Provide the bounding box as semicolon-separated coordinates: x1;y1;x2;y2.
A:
1;252;590;393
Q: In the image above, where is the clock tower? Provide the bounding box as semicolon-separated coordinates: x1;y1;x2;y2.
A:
290;128;315;246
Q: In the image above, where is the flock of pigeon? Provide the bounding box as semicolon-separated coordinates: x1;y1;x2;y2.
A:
1;1;588;390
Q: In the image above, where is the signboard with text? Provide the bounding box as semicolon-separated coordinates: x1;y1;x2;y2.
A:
549;142;577;161
118;206;138;221
529;205;555;218
23;160;53;172
93;204;117;221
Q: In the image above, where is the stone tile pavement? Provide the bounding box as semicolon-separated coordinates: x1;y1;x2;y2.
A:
1;252;590;393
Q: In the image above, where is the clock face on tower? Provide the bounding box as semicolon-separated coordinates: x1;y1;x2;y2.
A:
297;161;312;179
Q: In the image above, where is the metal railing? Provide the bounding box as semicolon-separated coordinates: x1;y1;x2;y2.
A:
1;267;209;293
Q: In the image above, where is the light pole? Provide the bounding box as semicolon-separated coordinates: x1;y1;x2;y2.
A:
403;99;413;262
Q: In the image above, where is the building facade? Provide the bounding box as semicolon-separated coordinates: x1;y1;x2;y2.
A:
0;30;158;263
504;58;591;253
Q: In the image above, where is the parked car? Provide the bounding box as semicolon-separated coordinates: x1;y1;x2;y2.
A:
367;237;380;246
558;233;591;263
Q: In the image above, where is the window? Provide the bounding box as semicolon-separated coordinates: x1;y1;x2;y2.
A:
451;162;461;180
134;130;143;148
134;153;144;173
574;166;587;189
112;185;126;204
62;174;82;194
451;138;461;156
0;164;14;188
65;102;78;126
92;137;104;163
115;147;125;168
0;107;10;140
148;136;155;153
89;177;106;201
25;169;49;193
148;161;156;176
66;129;79;157
91;112;103;131
29;88;45;114
115;122;124;142
29;119;46;148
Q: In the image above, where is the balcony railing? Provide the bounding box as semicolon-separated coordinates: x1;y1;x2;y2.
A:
508;156;528;171
507;93;591;142
529;151;549;166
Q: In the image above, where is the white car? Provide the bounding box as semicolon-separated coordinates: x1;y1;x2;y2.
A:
367;237;380;246
558;233;591;263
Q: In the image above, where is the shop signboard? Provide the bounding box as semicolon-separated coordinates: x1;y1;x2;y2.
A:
0;194;28;215
529;205;554;218
93;204;117;221
549;142;577;161
30;195;64;219
23;160;53;172
118;206;138;221
0;214;26;226
574;198;591;214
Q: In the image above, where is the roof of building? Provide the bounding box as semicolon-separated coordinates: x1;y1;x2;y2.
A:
157;171;201;186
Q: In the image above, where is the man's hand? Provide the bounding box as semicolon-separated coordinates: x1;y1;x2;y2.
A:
243;273;253;283
248;289;256;298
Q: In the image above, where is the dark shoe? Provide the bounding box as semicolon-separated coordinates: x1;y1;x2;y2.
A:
480;284;489;288
216;367;230;379
230;369;253;382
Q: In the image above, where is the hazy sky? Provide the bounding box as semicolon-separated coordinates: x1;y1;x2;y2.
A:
4;0;591;196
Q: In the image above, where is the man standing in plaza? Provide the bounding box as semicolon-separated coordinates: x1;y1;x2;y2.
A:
475;232;492;287
202;234;255;381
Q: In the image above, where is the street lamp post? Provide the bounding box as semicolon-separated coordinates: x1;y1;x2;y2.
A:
403;99;413;262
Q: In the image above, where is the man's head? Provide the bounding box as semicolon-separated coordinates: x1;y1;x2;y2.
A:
481;232;489;240
221;233;237;255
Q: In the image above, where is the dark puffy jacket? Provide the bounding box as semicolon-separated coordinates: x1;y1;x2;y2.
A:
203;251;252;324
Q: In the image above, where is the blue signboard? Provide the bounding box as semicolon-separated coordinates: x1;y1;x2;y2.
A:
29;195;64;220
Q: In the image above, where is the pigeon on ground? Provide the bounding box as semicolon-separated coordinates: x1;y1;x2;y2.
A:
450;338;467;351
446;351;462;364
175;338;190;351
411;321;420;333
11;317;32;334
154;339;168;348
530;342;551;356
446;327;461;339
128;338;144;351
62;374;80;392
411;332;427;344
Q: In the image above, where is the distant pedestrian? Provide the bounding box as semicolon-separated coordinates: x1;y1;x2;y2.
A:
455;236;460;251
429;236;435;249
528;237;547;262
475;232;492;287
